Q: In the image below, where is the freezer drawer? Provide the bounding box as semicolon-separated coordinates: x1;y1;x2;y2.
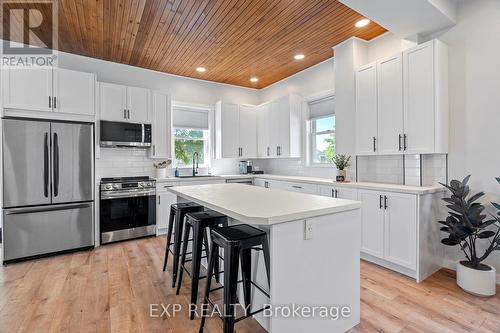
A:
2;202;94;262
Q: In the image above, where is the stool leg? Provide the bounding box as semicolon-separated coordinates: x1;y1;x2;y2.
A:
223;245;240;333
199;242;218;333
203;229;219;283
162;206;176;272
176;222;191;295
189;222;205;320
172;211;185;288
262;235;271;288
240;248;252;311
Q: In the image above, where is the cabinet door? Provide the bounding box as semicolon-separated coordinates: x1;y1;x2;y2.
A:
151;91;172;159
384;192;417;269
239;105;257;158
256;103;271;158
2;67;52;112
99;82;127;121
355;63;378;155
319;185;335;197
53;68;95;115
358;189;385;258
336;188;358;200
127;86;150;123
157;189;178;235
219;102;240;158
271;96;290;157
377;54;403;154
403;42;435;154
253;178;267;187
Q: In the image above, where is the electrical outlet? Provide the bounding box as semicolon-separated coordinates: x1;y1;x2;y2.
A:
304;220;313;240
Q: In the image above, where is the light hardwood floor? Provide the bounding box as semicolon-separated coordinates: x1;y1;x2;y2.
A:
0;236;499;333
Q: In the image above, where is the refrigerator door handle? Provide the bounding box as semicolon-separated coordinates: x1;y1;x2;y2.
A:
4;203;92;215
53;132;59;197
44;132;49;198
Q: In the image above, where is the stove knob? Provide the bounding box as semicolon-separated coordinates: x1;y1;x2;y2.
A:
104;184;112;190
138;182;145;188
113;184;120;189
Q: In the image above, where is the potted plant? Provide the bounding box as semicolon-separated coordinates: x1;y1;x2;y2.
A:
154;160;172;178
438;175;500;296
332;154;351;182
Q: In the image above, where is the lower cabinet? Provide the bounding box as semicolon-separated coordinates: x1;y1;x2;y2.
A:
358;189;417;270
156;183;179;235
318;185;358;200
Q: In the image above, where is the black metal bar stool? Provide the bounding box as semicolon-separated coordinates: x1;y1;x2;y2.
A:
199;224;271;333
162;202;204;288
176;210;228;319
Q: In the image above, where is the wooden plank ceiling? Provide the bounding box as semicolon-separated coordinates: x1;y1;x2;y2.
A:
3;0;386;88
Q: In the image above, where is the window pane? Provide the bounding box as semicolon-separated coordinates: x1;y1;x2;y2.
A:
313;132;336;163
315;116;335;133
174;127;207;166
174;128;204;139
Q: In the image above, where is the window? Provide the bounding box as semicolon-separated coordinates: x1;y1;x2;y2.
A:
311;115;336;164
173;128;210;167
172;105;210;167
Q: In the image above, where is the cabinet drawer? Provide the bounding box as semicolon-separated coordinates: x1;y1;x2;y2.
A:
281;181;318;194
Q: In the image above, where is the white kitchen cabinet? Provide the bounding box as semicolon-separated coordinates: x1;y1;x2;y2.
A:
253;178;267;187
99;82;127;121
53;68;95;116
239;105;257;157
355;39;448;156
377;54;403;154
384;192;417;269
2;67;52;112
359;189;385;258
150;91;172;159
268;94;302;158
256;103;271;158
279;181;318;194
355;63;378;155
215;102;256;159
359;189;417;270
156;182;179;235
99;82;150;123
127;86;150;123
319;185;358;200
403;39;448;154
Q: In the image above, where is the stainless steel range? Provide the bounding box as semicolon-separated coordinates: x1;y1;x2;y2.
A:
99;176;156;244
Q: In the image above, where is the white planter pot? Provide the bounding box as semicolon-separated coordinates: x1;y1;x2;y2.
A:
155;168;168;179
336;169;347;182
456;261;496;297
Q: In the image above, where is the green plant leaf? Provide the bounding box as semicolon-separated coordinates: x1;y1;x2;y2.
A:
496;177;500;184
440;226;451;233
492;202;500;211
462;175;471;186
467;192;485;205
480;220;498;228
477;230;496;239
442;238;460;246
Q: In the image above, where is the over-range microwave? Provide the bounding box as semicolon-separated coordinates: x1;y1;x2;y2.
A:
100;120;151;148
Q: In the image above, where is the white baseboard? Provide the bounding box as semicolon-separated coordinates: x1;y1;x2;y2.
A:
442;259;500;284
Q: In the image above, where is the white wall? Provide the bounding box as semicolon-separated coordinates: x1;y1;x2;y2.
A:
432;0;500;274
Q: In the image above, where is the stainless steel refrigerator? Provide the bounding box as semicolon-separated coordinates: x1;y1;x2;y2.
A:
2;118;94;263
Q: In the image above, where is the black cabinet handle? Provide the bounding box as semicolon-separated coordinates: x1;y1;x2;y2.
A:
292;185;302;189
379;195;383;209
331;189;335;198
48;96;51;108
384;195;388;209
335;189;338;198
403;134;407;151
267;147;270;156
53;96;57;108
373;136;376;152
398;134;402;151
124;109;127;119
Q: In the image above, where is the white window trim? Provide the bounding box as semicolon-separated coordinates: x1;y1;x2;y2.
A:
171;101;214;170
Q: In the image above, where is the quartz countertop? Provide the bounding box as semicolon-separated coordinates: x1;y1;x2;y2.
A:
168;183;361;225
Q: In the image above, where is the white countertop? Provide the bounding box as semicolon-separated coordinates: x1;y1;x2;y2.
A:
252;174;445;195
155;174;252;183
168;183;361;225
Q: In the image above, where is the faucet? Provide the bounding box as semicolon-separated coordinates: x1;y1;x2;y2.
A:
192;152;199;177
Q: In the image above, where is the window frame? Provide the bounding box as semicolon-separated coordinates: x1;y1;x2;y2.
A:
172;127;210;168
309;114;336;166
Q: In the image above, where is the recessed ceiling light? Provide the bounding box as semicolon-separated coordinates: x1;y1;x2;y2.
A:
294;54;305;60
250;77;258;83
355;18;370;28
196;67;206;73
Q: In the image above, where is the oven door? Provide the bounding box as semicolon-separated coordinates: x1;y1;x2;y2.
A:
100;189;156;244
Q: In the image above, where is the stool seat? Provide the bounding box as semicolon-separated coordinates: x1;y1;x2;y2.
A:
186;210;227;224
174;202;204;209
212;224;266;242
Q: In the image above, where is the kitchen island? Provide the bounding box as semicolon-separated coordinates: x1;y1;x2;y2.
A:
168;183;362;333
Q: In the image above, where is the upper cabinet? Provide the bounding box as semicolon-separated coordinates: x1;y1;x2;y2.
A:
2;67;95;117
215;101;256;159
355;39;448;155
150;91;172;159
99;82;150;123
215;94;302;160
